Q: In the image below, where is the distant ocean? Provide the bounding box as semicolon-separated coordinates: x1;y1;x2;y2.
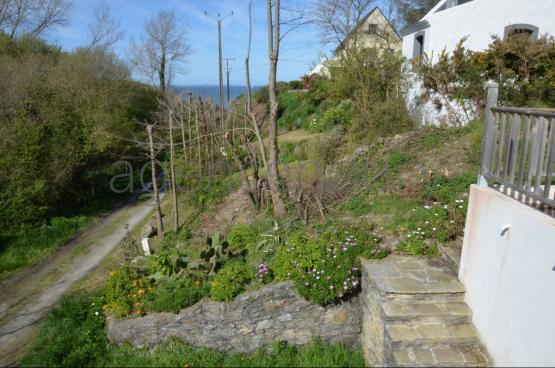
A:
172;85;263;106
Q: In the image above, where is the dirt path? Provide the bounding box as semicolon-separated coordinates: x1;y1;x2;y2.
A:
0;195;158;366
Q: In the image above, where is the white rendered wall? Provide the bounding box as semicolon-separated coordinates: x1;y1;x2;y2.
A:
459;185;555;367
402;0;555;61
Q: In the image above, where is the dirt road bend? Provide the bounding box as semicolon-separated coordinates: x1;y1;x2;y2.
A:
0;196;157;366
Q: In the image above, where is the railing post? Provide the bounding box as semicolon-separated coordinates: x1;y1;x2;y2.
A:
479;81;499;186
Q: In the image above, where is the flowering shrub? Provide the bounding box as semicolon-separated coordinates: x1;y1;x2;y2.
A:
303;115;325;132
210;261;252;301
255;263;272;284
273;228;389;305
102;264;151;318
396;175;471;256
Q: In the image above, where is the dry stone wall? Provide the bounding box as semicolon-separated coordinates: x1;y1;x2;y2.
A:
107;282;361;353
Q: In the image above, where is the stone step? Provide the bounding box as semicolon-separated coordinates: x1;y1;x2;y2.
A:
385;321;481;349
382;300;472;324
363;255;465;296
390;345;490;367
440;245;462;275
361;255;491;367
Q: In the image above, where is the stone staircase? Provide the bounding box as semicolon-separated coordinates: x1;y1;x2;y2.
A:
361;255;490;367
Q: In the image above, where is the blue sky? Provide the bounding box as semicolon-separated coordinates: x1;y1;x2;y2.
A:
50;0;381;86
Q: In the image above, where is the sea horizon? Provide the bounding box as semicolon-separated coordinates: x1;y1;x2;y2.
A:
171;85;263;106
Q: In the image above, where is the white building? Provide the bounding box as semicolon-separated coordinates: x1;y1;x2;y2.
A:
401;0;555;62
400;0;555;126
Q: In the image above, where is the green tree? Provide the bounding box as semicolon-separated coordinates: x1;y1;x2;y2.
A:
396;0;439;28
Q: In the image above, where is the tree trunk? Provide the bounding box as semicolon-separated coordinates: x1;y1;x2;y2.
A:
245;1;253;113
195;98;202;177
159;51;166;93
146;124;164;237
266;0;286;217
168;111;179;232
187;93;193;161
179;99;187;162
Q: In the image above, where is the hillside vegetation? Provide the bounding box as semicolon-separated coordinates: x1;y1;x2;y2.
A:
19;32;555;366
0;35;159;277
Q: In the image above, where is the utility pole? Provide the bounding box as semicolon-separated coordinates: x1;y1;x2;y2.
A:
223;57;235;104
205;10;233;136
217;16;224;124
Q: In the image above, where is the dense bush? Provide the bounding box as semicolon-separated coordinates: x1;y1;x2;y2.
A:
305;78;331;106
273;228;388;305
149;248;188;276
288;80;303;89
0;35;159;233
145;275;209;313
210;261;253;301
277;91;318;131
327;47;413;141
227;224;258;252
414;35;555;114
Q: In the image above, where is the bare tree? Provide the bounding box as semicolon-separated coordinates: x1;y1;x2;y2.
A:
0;1;11;28
311;0;375;49
86;0;124;50
265;0;287;217
0;0;72;38
146;124;164;237
245;0;253;112
381;0;401;29
130;10;192;93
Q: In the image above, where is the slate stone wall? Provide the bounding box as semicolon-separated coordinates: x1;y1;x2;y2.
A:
107;282;361;353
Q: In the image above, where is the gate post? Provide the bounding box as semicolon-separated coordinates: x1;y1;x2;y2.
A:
479;81;499;186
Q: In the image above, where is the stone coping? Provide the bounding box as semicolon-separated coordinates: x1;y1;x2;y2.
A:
362;255;465;295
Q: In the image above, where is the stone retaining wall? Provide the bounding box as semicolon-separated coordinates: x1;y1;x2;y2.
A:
107;282;361;353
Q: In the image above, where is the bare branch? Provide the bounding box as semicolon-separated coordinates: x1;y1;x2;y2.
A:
1;0;72;38
86;0;124;50
311;0;376;48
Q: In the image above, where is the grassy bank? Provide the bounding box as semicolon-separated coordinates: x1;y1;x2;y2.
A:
0;216;93;280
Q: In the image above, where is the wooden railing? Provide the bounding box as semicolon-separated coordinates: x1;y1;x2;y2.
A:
480;82;555;213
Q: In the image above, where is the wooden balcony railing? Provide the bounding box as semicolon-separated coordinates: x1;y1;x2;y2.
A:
480;82;555;214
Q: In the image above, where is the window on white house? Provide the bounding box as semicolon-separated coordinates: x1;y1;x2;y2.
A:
504;24;539;41
368;23;378;34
